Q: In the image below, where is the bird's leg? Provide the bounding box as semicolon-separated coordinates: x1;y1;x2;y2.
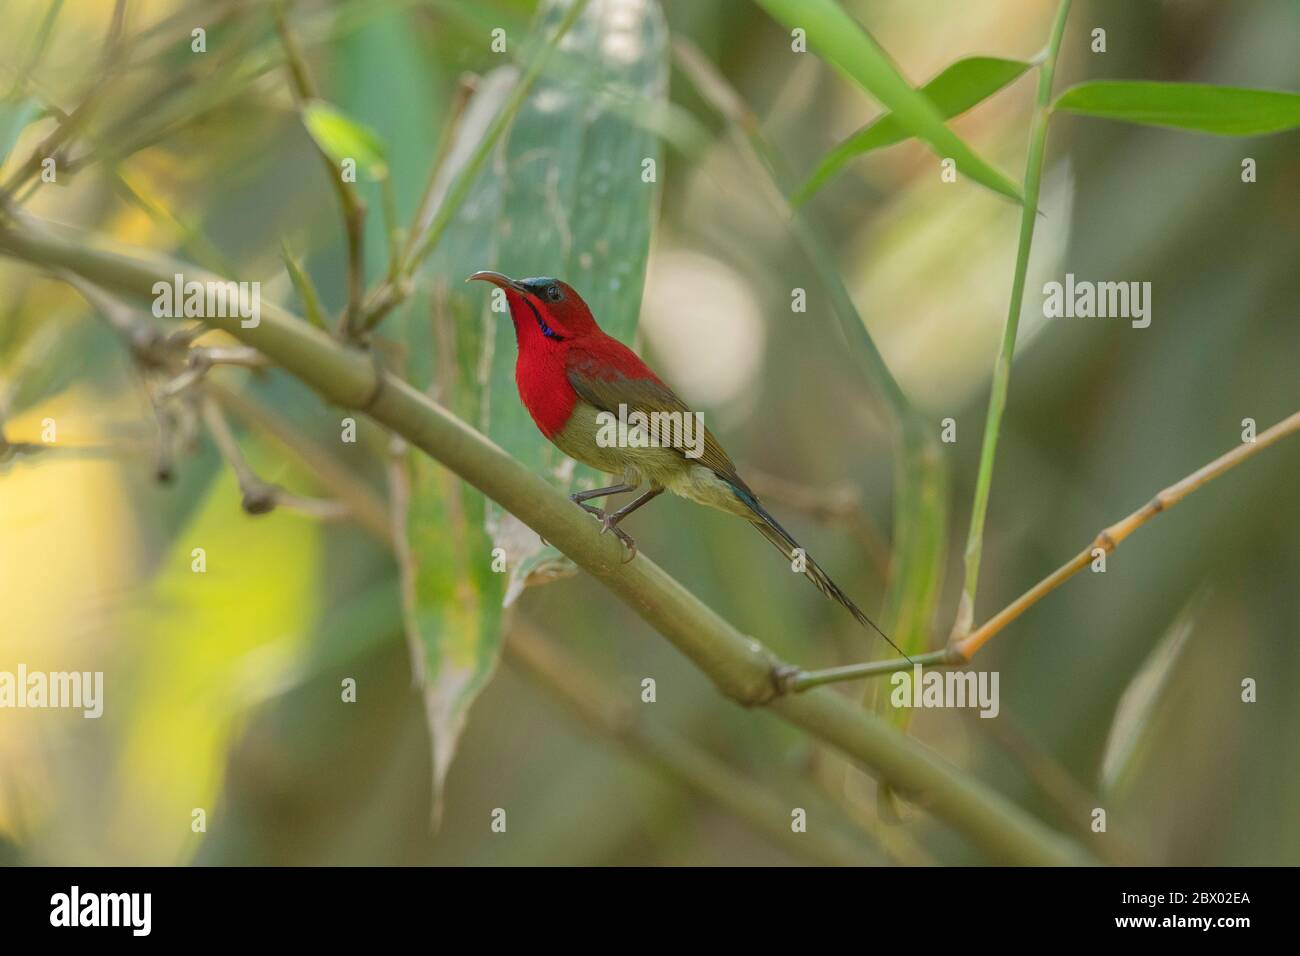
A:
597;487;664;563
569;482;638;517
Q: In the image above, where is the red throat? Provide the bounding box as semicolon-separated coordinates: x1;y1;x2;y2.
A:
505;288;578;438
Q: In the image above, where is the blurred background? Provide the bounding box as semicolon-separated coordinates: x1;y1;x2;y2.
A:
0;0;1296;865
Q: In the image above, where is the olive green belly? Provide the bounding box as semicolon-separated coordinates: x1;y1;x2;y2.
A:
552;401;751;518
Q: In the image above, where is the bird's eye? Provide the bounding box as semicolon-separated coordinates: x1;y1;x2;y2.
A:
545;284;562;302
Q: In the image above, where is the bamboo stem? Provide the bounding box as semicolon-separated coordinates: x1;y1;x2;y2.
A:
956;0;1073;639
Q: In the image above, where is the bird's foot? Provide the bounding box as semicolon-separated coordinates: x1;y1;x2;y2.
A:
599;513;637;564
567;495;636;562
569;492;604;518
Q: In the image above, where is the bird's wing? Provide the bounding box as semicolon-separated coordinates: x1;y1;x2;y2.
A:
565;345;751;493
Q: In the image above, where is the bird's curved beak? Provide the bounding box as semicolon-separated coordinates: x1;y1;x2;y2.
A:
466;270;527;295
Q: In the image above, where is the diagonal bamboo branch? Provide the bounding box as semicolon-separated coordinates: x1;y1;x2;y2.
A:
59;278;860;858
0;213;1094;866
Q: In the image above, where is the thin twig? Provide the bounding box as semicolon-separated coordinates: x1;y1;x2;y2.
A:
208;380;391;541
787;408;1300;688
0;435;122;468
59;268;367;523
952;408;1300;660
200;395;348;521
153;363;207;401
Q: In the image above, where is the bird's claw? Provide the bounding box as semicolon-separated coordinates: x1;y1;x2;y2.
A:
599;513;637;563
568;497;637;563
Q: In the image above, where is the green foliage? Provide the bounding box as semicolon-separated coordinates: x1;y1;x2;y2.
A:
795;57;1031;204
1053;81;1300;135
302;100;389;179
3;0;1298;867
390;0;667;811
754;0;1023;203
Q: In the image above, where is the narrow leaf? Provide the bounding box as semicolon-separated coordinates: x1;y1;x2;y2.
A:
795;56;1031;204
302;100;389;179
1099;593;1205;795
391;66;514;822
754;0;1023;203
1053;81;1300;136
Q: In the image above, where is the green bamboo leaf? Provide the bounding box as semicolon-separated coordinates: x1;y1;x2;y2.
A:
1099;593;1206;796
1053;81;1300;135
328;6;464;819
754;0;1023;203
302;100;389;179
0;99;39;167
391;0;666;816
279;240;328;330
391;70;511;820
795;56;1031;204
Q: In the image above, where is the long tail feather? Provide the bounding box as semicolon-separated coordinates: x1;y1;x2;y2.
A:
738;491;910;660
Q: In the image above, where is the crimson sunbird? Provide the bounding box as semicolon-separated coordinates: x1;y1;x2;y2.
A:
468;271;903;656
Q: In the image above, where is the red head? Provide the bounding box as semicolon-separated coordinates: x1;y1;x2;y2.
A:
466;272;600;350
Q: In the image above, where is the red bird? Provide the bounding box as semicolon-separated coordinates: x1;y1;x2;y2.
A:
468;271;902;655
